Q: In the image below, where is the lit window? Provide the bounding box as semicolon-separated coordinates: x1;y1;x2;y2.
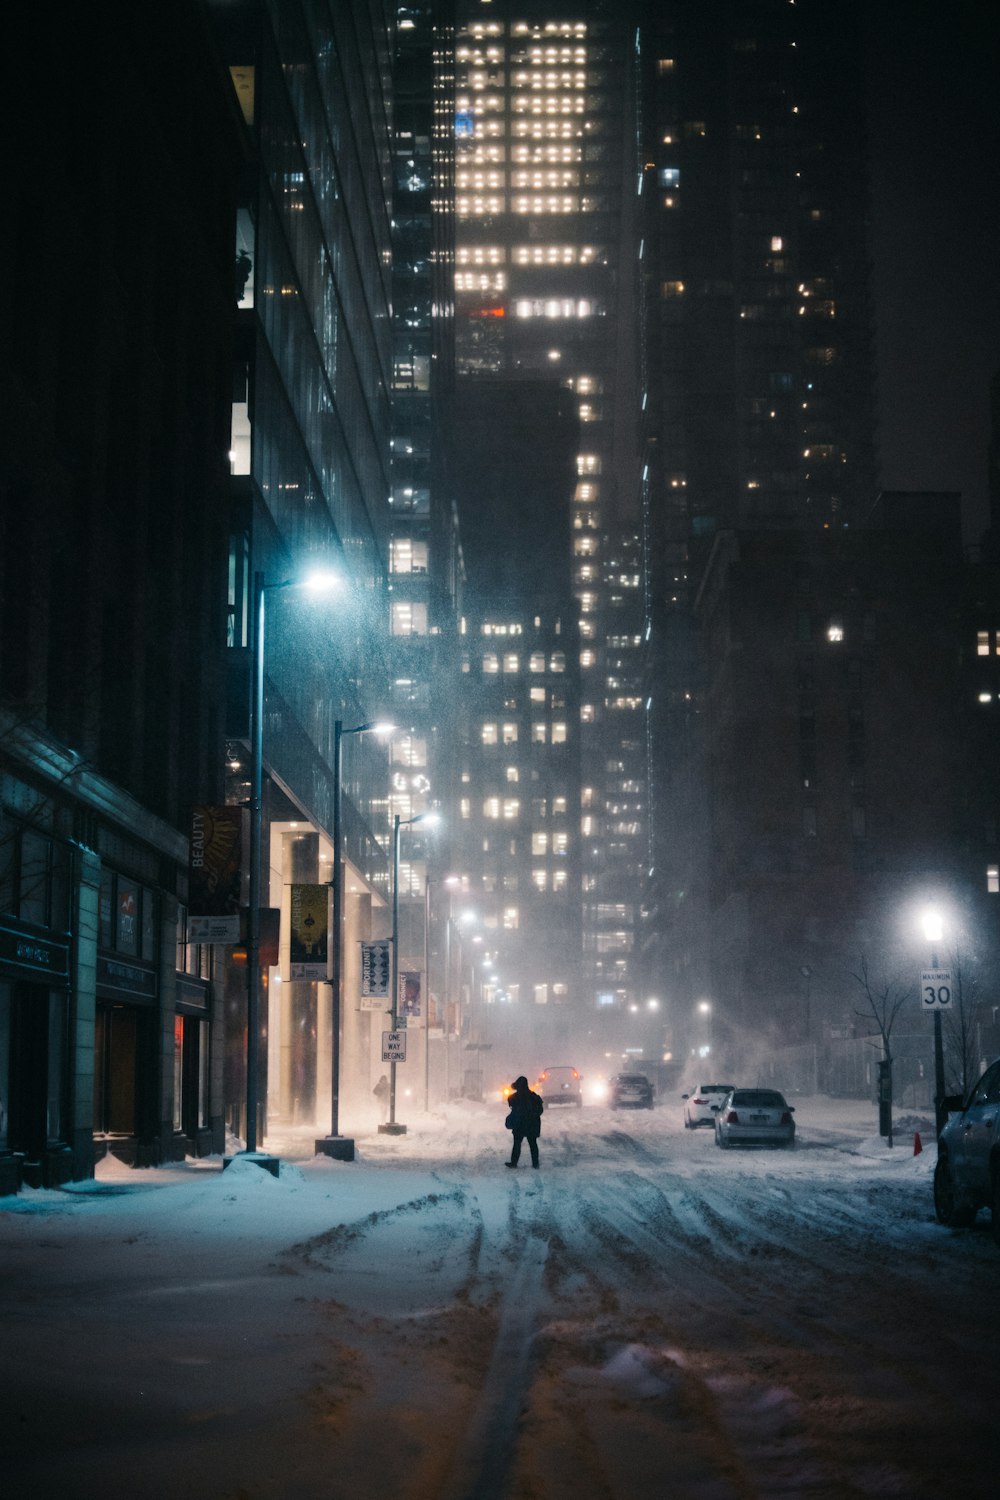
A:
503;798;519;820
483;653;499;673
391;601;428;635
503;653;519;672
658;167;680;187
978;631;991;655
827;621;844;643
532;872;548;892
550;652;566;672
481;723;498;744
484;797;500;819
502;722;518;744
506;766;519;783
552;722;567;744
532;723;547;744
529;652;545;672
989;864;1000;894
460;798;471;820
657;58;675;73
771;235;783;252
532;833;549;855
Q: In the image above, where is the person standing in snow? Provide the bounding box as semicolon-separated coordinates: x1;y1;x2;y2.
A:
504;1075;543;1168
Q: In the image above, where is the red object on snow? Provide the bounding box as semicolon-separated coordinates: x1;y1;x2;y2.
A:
913;1131;923;1156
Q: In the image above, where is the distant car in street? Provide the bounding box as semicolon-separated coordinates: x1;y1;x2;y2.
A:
537;1066;583;1106
682;1083;735;1129
609;1073;654;1110
933;1057;1000;1245
714;1088;795;1149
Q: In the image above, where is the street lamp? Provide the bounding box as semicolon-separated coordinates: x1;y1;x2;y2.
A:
315;717;394;1162
920;905;948;1137
381;810;439;1134
244;567;341;1164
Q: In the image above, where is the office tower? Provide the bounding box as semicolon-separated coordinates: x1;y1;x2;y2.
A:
0;4;242;1187
389;3;465;1099
213;1;398;1137
453;1;647;1035
451;379;582;1067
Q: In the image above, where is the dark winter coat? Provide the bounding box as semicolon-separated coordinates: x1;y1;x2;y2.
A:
506;1082;543;1137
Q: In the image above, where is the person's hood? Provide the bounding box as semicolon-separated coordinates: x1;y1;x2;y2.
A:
512;1075;529;1089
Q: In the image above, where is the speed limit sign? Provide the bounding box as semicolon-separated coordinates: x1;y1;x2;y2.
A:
919;969;953;1010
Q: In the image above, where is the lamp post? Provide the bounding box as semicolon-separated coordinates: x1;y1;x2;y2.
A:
315;717;394;1162
381;810;438;1134
241;567;340;1167
921;906;949;1138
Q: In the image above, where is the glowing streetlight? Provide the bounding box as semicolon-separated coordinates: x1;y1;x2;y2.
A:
316;717;395;1162
243;567;341;1166
918;905;948;1136
381;809;440;1134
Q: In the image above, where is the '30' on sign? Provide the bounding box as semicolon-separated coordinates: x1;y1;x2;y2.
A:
920;968;953;1010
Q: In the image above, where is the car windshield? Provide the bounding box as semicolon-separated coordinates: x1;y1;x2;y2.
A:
700;1085;733;1095
731;1090;787;1108
620;1075;648;1085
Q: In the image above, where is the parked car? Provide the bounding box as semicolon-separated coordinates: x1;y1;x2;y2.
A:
609;1073;654;1110
537;1066;583;1106
714;1088;795;1149
933;1057;1000;1245
682;1083;735;1129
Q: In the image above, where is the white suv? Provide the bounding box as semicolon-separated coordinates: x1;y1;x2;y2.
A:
537;1066;583;1106
682;1082;735;1129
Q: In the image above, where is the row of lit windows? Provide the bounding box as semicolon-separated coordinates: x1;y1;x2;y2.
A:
510;72;587;88
457;170;581;190
480;722;569;745
510;121;581;140
481;652;566;673
455;272;507;292
455;245;598;266
976;631;1000;655
513;298;595;318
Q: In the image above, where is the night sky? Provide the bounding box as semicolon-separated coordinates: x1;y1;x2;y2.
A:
866;0;1000;543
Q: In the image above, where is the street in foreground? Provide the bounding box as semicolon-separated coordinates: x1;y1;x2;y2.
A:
2;1098;999;1499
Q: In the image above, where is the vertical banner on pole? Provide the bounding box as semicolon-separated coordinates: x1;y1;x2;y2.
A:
289;883;329;979
188;805;244;942
400;970;423;1024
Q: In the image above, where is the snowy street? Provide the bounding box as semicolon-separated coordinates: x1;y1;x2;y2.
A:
2;1097;999;1499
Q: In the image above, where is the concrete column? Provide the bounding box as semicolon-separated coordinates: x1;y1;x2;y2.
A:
69;844;101;1180
277;831;319;1125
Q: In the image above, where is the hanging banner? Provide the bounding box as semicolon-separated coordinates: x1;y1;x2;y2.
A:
360;940;391;1010
289;884;329;980
188;806;243;942
400;970;423;1024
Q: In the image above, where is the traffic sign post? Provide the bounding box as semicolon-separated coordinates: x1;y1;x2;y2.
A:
919;968;953;1011
919;967;952;1138
382;1030;407;1063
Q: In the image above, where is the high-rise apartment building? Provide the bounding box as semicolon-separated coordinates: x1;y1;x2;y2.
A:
452;1;647;1030
636;0;881;1061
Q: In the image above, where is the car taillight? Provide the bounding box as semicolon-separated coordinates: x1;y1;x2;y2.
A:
693;1096;705;1105
725;1110;739;1124
780;1112;792;1125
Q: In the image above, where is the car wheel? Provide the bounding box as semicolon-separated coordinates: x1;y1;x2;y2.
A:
934;1154;975;1227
